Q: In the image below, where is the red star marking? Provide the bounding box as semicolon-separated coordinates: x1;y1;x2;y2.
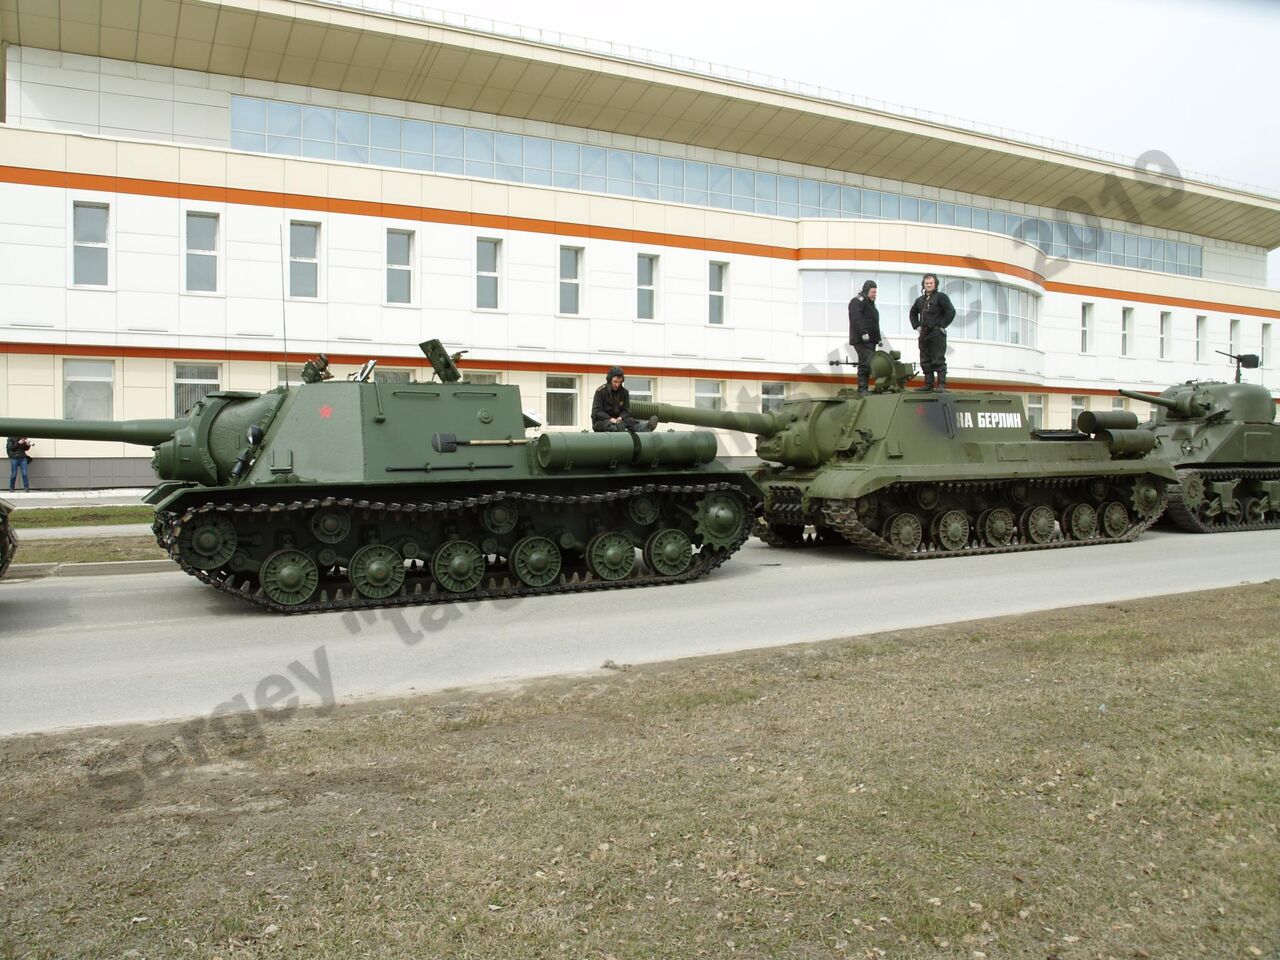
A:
319;405;334;419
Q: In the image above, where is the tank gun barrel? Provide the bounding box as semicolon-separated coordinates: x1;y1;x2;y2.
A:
1117;389;1208;418
631;401;779;436
0;416;187;445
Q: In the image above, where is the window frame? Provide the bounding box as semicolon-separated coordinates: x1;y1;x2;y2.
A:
694;379;725;411
1026;394;1045;431
183;209;221;295
708;261;728;326
63;358;116;421
475;237;503;311
1195;315;1208;362
70;199;113;289
385;228;415;306
1120;306;1132;357
1158;311;1172;360
288;219;322;300
1070;395;1089;430
637;253;659;321
1229;318;1241;354
1080;302;1093;354
558;245;583;317
761;381;787;414
544;374;580;427
173;362;222;416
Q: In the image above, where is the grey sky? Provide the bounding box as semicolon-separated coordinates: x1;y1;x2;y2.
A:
410;0;1279;284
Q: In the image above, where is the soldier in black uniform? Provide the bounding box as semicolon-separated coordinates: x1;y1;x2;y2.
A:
908;273;956;391
847;280;882;396
591;366;659;433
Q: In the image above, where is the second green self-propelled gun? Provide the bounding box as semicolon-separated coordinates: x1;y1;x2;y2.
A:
634;351;1175;559
0;341;760;612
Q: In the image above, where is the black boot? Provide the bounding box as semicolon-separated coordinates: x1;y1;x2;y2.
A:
914;373;934;392
856;372;868;396
936;372;947;392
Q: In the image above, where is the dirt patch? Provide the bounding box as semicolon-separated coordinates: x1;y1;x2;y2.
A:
11;535;166;565
2;583;1277;959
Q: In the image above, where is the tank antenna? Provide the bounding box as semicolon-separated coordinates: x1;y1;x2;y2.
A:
279;224;291;386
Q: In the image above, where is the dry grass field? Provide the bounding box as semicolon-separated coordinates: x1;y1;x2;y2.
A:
2;583;1277;959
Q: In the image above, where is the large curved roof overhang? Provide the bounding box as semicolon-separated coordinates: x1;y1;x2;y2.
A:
3;0;1278;248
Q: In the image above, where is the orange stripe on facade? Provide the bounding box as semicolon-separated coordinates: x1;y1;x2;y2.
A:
1044;281;1280;320
4;340;1261;402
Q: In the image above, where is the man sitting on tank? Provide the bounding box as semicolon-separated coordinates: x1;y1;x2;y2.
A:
592;366;659;433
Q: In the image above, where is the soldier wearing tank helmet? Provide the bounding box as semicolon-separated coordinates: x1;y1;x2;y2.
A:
591;366;659;433
847;279;883;396
909;273;956;392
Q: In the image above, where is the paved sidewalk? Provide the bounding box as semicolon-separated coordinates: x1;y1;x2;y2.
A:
4;489;150;509
19;523;153;540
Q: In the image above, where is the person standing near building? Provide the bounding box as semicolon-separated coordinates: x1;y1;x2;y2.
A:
6;437;33;491
909;273;956;391
847;280;882;396
591;366;659;433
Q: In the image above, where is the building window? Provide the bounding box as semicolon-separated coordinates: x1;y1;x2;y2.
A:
709;262;727;325
762;382;787;413
465;371;502;384
1070;395;1088;430
545;375;579;426
476;238;501;309
174;363;220;415
1159;312;1172;360
64;360;114;420
1026;394;1045;430
1120;306;1132;356
277;364;304;385
1112;397;1128;412
1263;324;1272;367
637;254;658;319
289;221;320;298
185;212;218;292
559;246;582;315
1229;318;1240;354
694;379;724;411
1196;315;1207;361
72;202;109;286
1080;303;1093;353
626;376;653;403
377;368;414;383
386;229;413;304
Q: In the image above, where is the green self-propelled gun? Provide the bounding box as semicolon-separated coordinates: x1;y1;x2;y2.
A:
633;350;1175;559
0;499;15;579
0;341;760;611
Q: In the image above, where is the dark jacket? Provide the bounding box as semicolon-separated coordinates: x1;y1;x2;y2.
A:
591;382;632;426
848;290;882;346
6;438;31;460
909;290;956;333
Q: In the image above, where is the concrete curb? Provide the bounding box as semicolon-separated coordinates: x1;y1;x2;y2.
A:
7;559;174;579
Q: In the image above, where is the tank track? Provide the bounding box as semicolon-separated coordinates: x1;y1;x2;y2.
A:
818;478;1166;560
0;520;15;579
154;482;751;614
1164;467;1280;534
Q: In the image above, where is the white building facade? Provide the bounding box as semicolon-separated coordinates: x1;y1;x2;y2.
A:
1;0;1278;485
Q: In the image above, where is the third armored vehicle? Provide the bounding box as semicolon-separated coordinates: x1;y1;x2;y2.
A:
1119;356;1280;532
0;341;759;611
0;499;15;580
634;351;1174;559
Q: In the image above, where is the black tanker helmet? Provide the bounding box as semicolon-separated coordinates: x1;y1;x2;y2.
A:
607;365;625;383
860;280;877;297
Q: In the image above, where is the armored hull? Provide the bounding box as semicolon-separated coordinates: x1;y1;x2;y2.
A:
635;360;1174;560
0;499;15;579
0;341;759;612
1120;381;1280;534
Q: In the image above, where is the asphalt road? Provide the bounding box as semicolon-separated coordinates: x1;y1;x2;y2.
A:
2;530;1278;736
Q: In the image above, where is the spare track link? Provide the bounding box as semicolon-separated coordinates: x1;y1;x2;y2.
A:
155;482;752;614
819;477;1166;560
1164;466;1280;534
